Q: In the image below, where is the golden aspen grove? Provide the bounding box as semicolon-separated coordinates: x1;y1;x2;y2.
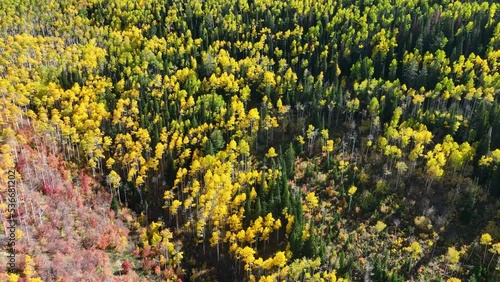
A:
1;0;500;281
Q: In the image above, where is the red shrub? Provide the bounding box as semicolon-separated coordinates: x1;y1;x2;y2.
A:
76;197;83;208
154;265;161;275
97;234;110;249
79;172;93;196
121;260;132;274
34;254;52;279
41;180;56;195
88;215;99;228
81;232;99;249
162;266;176;280
141;245;154;258
123;271;140;282
142;258;156;273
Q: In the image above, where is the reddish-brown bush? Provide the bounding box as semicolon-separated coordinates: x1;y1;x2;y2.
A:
121;260;132;274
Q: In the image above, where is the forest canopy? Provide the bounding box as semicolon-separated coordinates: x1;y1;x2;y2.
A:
1;0;500;281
